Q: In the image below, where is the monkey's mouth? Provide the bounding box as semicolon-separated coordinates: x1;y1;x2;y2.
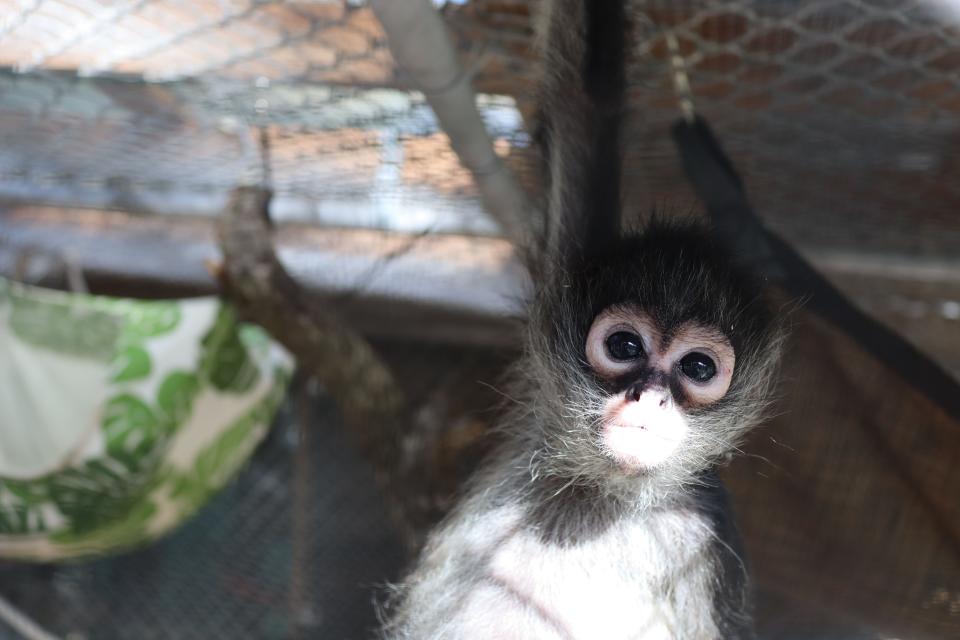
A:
599;398;688;470
601;424;683;470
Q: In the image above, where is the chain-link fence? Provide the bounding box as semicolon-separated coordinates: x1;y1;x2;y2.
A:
1;1;958;253
621;0;960;259
0;388;407;640
0;1;958;341
0;0;533;234
1;1;960;638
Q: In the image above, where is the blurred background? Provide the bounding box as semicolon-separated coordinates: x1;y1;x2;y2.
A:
0;1;958;639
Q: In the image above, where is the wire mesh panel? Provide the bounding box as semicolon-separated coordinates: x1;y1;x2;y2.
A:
1;1;960;639
0;0;530;233
0;70;527;233
616;0;960;259
0;0;958;253
0;389;407;640
3;0;952;371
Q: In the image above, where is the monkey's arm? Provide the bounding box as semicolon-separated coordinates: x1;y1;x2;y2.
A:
696;473;758;640
536;0;628;262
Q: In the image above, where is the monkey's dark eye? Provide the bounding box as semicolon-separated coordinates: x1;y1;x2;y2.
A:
679;352;717;383
605;331;644;361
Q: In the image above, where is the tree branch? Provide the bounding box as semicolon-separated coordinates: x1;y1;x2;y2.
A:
214;185;486;548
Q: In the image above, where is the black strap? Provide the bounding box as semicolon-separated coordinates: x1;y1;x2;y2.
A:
672;116;960;421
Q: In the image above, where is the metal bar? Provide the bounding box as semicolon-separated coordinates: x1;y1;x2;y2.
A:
370;0;534;246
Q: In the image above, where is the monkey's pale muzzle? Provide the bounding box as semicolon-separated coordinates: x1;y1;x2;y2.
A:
602;390;688;469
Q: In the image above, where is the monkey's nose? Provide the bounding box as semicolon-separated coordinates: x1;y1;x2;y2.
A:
626;384;670;406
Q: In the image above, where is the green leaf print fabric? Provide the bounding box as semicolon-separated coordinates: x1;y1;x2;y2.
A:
0;277;293;560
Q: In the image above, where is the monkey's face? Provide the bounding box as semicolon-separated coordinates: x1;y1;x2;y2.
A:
585;306;736;470
528;223;780;484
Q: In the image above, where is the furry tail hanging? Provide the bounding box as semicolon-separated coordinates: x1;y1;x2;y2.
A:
536;0;630;260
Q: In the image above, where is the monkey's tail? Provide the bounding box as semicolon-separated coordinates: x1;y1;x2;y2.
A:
536;0;629;261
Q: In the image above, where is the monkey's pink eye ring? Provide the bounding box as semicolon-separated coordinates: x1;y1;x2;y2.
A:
679;352;717;383
605;331;644;361
586;309;657;377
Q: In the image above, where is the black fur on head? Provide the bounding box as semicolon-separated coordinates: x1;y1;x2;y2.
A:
515;0;783;505
512;219;784;502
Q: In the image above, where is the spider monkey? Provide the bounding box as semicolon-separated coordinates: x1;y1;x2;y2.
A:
382;1;782;638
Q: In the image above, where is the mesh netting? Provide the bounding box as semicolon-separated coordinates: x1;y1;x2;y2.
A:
620;0;960;259
0;391;407;640
0;1;958;255
0;340;895;640
1;1;960;639
0;72;521;233
0;0;536;233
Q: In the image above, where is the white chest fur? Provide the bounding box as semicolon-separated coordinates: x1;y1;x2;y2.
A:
396;503;722;640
